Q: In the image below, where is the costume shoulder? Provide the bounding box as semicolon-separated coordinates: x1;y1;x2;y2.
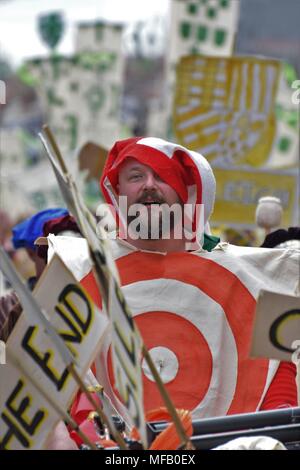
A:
44;234;134;281
106;236;136;260
193;242;300;299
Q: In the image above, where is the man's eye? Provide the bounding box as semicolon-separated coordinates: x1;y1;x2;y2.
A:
130;174;142;180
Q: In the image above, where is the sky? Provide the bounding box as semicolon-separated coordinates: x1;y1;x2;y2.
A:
0;0;170;65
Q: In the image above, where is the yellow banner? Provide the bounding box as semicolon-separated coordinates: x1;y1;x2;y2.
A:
211;167;299;227
174;55;281;167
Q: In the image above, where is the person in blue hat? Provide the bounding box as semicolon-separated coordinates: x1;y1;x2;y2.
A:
0;208;68;341
12;208;68;288
12;207;69;251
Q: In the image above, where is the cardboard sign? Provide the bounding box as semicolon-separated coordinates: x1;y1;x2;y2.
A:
78;141;108;181
0;255;108;449
212;166;299;228
251;289;300;362
174;56;280;168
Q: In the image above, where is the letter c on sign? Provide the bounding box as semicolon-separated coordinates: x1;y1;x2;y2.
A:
269;309;300;353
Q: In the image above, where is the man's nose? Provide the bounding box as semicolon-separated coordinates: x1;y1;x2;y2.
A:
143;172;157;190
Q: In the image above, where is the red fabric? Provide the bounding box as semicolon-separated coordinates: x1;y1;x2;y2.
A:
43;214;81;237
70;418;99;446
69;418;117;448
70;390;101;426
260;362;297;410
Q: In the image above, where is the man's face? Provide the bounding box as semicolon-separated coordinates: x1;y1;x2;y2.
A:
117;158;182;238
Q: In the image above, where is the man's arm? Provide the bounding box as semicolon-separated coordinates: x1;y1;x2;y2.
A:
259;362;298;410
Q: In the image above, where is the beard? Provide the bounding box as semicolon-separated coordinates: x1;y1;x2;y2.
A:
127;210;163;239
126;191;183;240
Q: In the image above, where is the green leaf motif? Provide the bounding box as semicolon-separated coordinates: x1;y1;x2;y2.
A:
278;136;291;153
188;3;198;15
287;112;298;129
276;104;298;130
77;52;116;72
206;7;217;19
214;28;227;46
219;0;230;8
180;22;192;39
282;62;298;87
38;12;65;51
197;25;208;42
17;64;39;87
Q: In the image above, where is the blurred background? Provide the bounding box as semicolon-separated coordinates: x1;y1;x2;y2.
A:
0;0;299;279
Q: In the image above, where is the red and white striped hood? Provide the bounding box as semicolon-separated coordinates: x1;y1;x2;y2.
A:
100;137;216;236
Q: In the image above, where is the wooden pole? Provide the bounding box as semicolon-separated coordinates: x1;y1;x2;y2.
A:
142;346;193;449
68;364;128;450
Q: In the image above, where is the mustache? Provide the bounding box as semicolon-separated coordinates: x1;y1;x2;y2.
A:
135;191;165;204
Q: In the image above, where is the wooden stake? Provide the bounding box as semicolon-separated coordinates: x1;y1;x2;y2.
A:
68;364;128;450
42;125;68;175
142;346;193;449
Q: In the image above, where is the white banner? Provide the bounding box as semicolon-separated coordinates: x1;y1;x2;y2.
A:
0;255;108;449
251;289;300;362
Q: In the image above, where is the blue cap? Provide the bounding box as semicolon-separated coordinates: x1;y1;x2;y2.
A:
12;208;69;250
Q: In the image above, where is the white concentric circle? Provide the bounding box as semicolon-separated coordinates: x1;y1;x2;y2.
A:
141;346;179;384
97;278;238;420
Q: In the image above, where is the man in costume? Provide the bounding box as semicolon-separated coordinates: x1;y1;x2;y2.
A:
48;137;299;448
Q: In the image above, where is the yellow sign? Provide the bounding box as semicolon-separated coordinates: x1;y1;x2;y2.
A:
174;55;281;167
211;167;299;227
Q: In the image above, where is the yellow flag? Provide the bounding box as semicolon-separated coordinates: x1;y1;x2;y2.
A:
211;166;298;227
174;56;281;167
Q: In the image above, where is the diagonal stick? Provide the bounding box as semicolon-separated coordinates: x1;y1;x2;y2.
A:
68;363;128;449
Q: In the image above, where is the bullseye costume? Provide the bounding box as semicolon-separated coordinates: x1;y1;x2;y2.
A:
69;137;298;446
